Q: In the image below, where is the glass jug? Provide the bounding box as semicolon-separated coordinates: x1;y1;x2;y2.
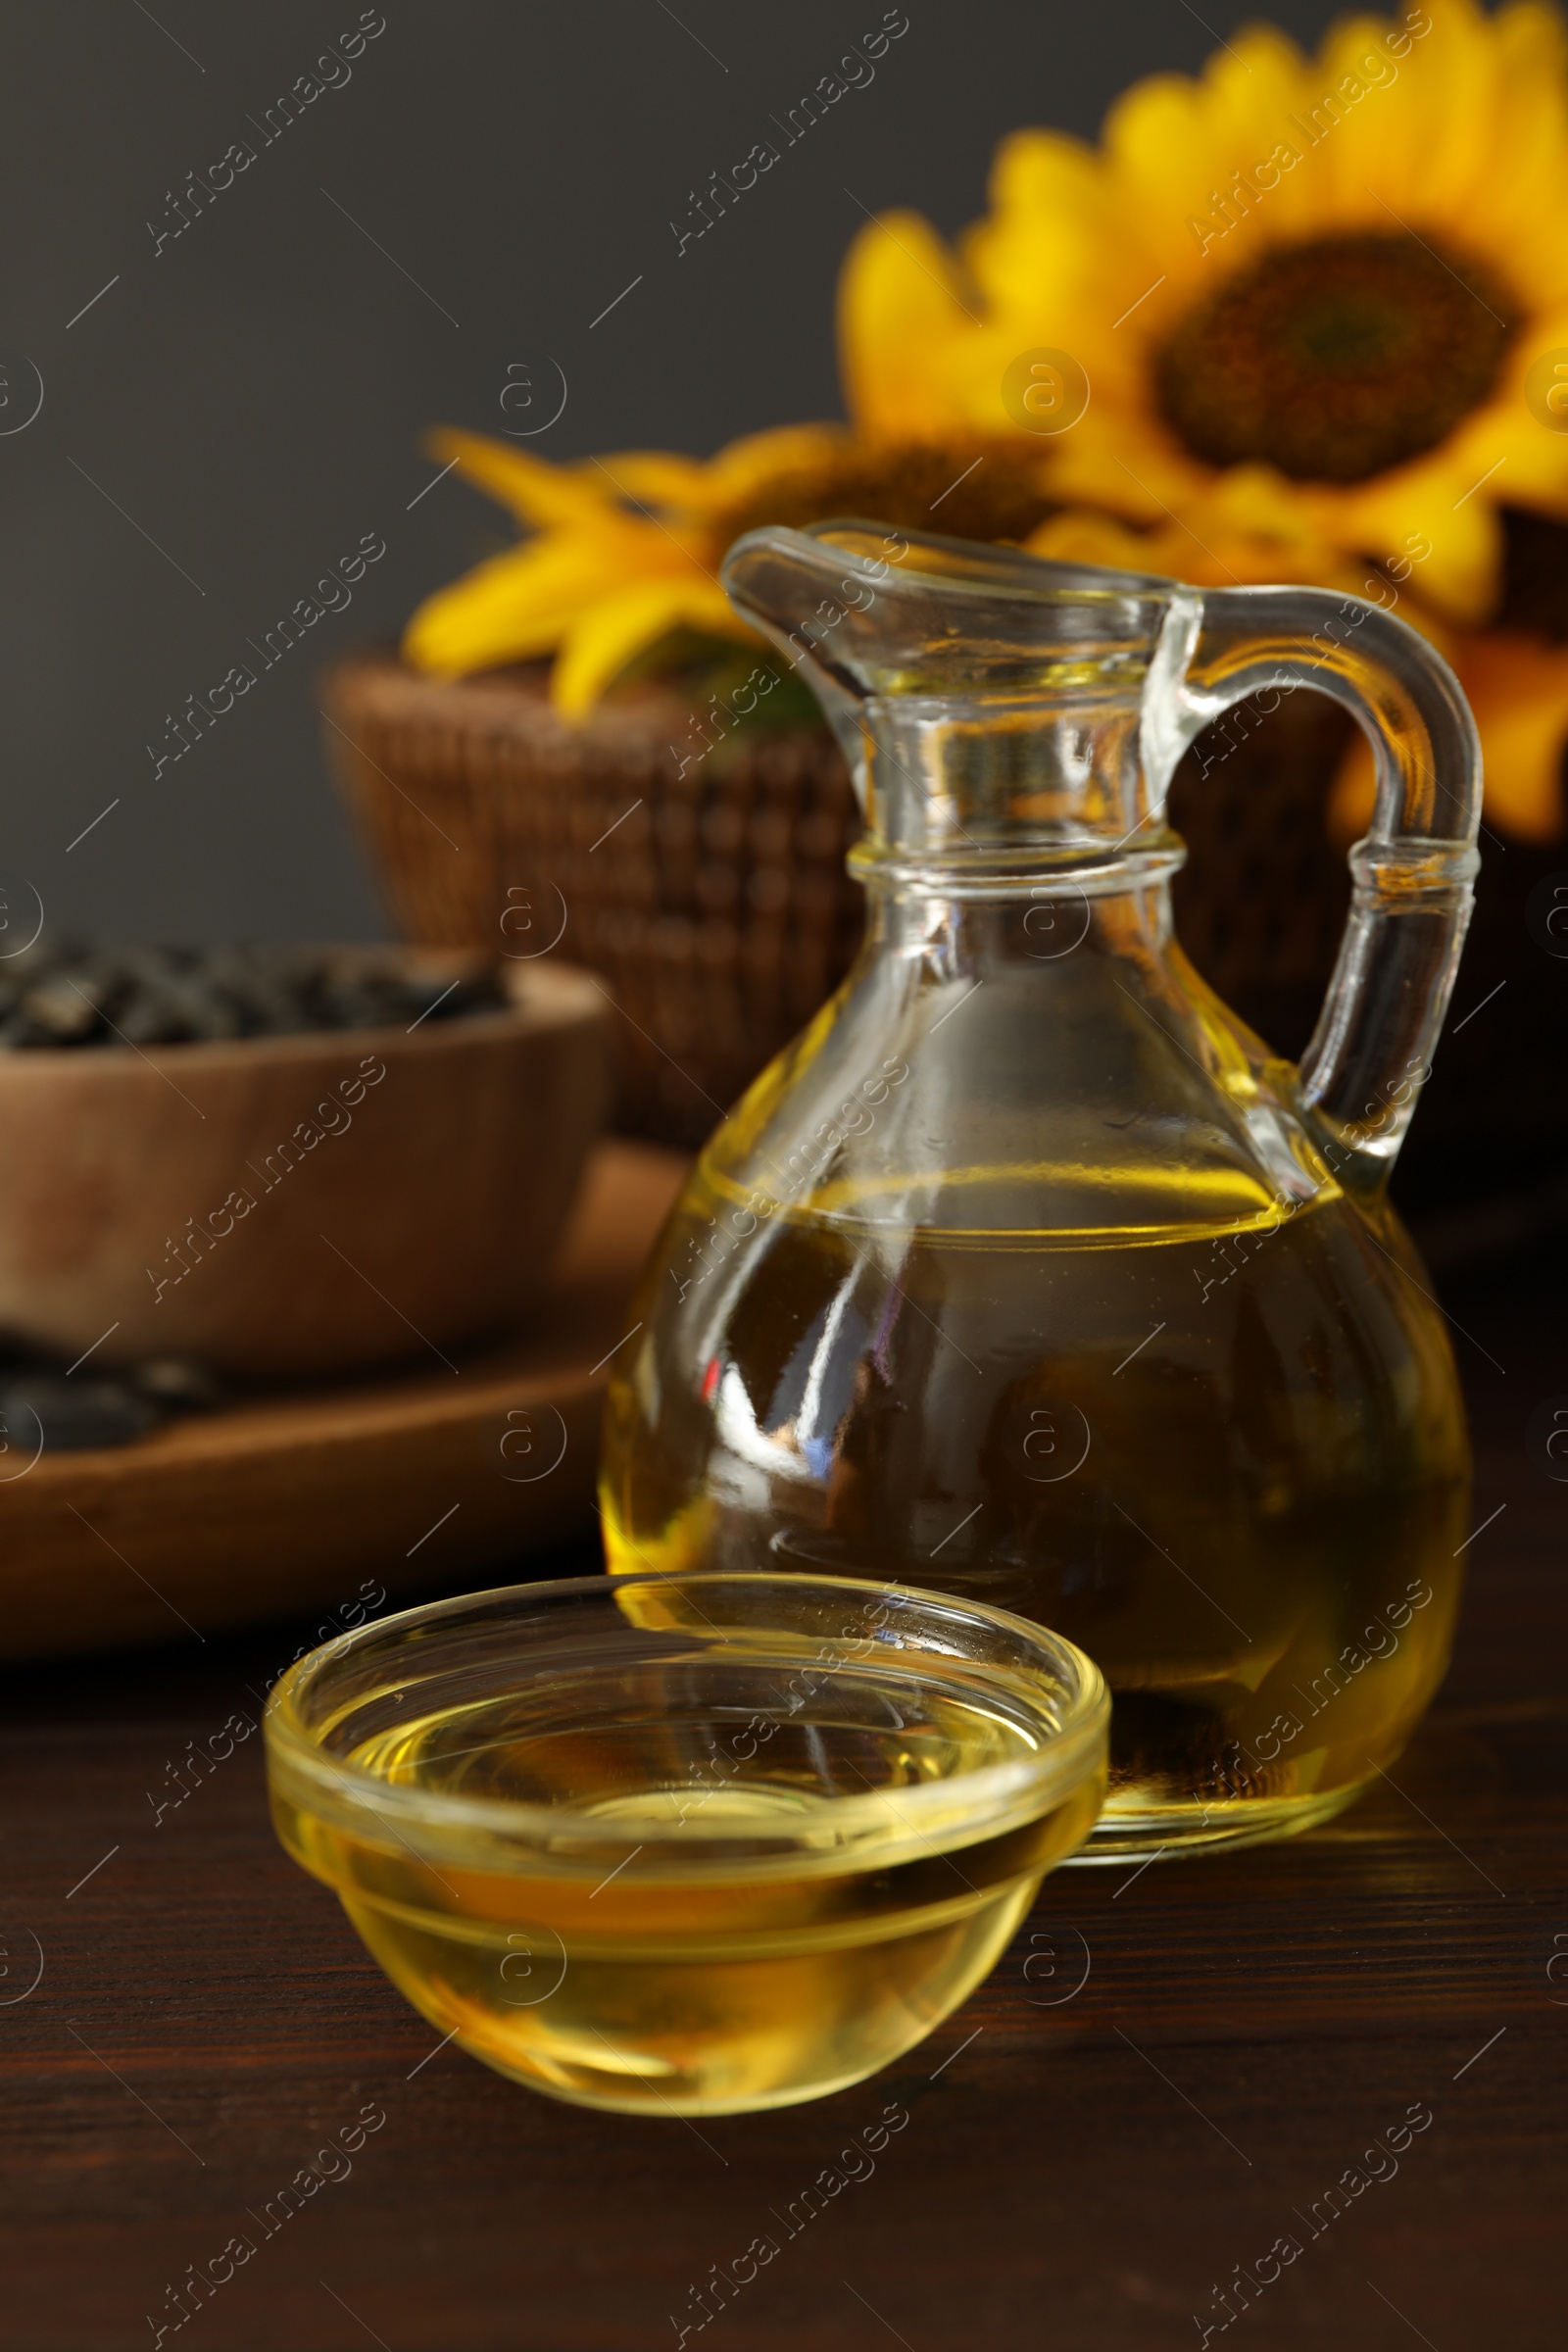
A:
600;522;1481;1859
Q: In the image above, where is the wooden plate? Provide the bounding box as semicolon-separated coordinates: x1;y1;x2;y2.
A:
0;1140;687;1662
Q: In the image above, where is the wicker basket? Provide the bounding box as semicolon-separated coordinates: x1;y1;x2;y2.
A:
321;655;862;1146
323;654;1566;1209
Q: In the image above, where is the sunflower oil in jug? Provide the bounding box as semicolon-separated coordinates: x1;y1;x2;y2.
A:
602;523;1480;1857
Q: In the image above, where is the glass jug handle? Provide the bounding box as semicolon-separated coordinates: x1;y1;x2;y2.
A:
1150;583;1483;1193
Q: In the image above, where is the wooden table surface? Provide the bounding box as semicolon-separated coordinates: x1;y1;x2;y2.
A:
1;1240;1563;2351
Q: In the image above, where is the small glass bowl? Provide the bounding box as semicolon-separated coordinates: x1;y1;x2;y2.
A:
265;1571;1108;2115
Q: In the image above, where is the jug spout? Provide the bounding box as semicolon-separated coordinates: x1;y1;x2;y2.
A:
720;519;1196;888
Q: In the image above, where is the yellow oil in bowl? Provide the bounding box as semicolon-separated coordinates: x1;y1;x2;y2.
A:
266;1572;1107;2114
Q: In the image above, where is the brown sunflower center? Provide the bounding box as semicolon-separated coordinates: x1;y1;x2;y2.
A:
1153;232;1518;483
710;441;1057;547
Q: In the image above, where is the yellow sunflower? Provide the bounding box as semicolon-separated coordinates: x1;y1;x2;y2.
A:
844;0;1568;835
405;0;1568;836
401;422;1059;714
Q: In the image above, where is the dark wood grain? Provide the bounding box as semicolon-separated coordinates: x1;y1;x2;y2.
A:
0;1246;1563;2351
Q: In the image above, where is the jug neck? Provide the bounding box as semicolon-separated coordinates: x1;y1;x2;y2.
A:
858;870;1179;977
718;518;1195;902
848;691;1187;904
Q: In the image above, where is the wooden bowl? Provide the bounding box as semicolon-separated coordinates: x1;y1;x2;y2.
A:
0;952;611;1378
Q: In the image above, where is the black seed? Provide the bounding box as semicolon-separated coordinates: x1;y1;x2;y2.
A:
1;1375;161;1451
21;977;103;1040
133;1358;224;1411
0;939;507;1048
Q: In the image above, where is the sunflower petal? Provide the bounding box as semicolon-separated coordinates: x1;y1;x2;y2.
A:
837;210;981;439
1460;309;1568;518
427;427;613;529
1459;629;1568;838
1322;456;1503;626
552;580;756;714
707;423;856;502
1024;508;1174;573
402;527;663;676
1335;624;1568;842
590;451;722;510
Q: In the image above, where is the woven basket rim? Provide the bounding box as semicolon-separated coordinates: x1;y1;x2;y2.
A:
320;645;837;756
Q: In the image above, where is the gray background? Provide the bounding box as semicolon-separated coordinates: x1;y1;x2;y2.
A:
2;0;1355;945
